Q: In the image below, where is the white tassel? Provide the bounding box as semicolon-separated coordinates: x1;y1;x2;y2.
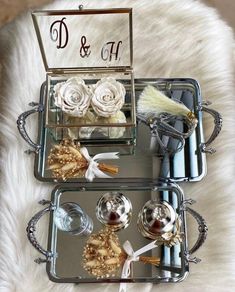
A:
137;85;197;124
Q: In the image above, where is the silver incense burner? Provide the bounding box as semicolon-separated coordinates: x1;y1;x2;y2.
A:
96;192;132;231
137;200;176;239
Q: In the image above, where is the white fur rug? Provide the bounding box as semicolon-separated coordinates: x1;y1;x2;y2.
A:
0;0;235;291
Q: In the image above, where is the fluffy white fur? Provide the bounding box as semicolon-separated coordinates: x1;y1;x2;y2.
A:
0;0;52;27
0;0;235;291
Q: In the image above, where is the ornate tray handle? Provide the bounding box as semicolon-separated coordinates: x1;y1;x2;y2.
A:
199;101;222;154
26;200;56;264
181;199;208;264
17;102;44;153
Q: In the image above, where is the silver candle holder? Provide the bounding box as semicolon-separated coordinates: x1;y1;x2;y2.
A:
96;192;132;231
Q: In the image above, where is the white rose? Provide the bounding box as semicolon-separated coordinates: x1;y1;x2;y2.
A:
67;111;97;139
91;77;125;117
97;111;126;138
54;77;91;117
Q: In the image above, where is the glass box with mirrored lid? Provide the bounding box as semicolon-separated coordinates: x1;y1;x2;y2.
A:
32;8;135;146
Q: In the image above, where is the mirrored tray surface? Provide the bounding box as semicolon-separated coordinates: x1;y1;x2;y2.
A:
34;78;206;183
46;182;189;283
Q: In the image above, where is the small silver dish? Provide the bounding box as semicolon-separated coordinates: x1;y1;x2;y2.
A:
137;200;176;239
96;191;132;231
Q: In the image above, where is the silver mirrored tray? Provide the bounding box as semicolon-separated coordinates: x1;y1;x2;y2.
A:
17;78;222;182
26;181;207;283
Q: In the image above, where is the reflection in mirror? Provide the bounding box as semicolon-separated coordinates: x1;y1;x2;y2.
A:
47;184;188;282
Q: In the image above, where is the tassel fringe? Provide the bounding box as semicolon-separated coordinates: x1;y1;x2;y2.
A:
137;85;194;120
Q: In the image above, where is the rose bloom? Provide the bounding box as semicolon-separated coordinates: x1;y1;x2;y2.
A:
67;111;97;139
91;77;125;117
97;111;126;138
54;77;91;117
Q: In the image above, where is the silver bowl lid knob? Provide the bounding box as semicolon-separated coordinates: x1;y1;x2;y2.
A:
138;200;176;238
96;192;132;231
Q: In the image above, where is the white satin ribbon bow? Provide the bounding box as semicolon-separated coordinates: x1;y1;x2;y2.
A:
80;147;119;182
119;240;158;292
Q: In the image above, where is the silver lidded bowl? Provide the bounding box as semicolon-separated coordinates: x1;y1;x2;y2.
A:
137;200;176;240
96;192;132;231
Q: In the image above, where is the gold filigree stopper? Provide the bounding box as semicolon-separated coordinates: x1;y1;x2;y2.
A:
187;111;196;122
155;217;185;248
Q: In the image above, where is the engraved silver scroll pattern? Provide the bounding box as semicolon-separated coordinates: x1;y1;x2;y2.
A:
198;101;223;154
17;102;44;152
181;199;208;264
26;200;56;264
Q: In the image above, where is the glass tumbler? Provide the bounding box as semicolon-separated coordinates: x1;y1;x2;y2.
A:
54;202;93;236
